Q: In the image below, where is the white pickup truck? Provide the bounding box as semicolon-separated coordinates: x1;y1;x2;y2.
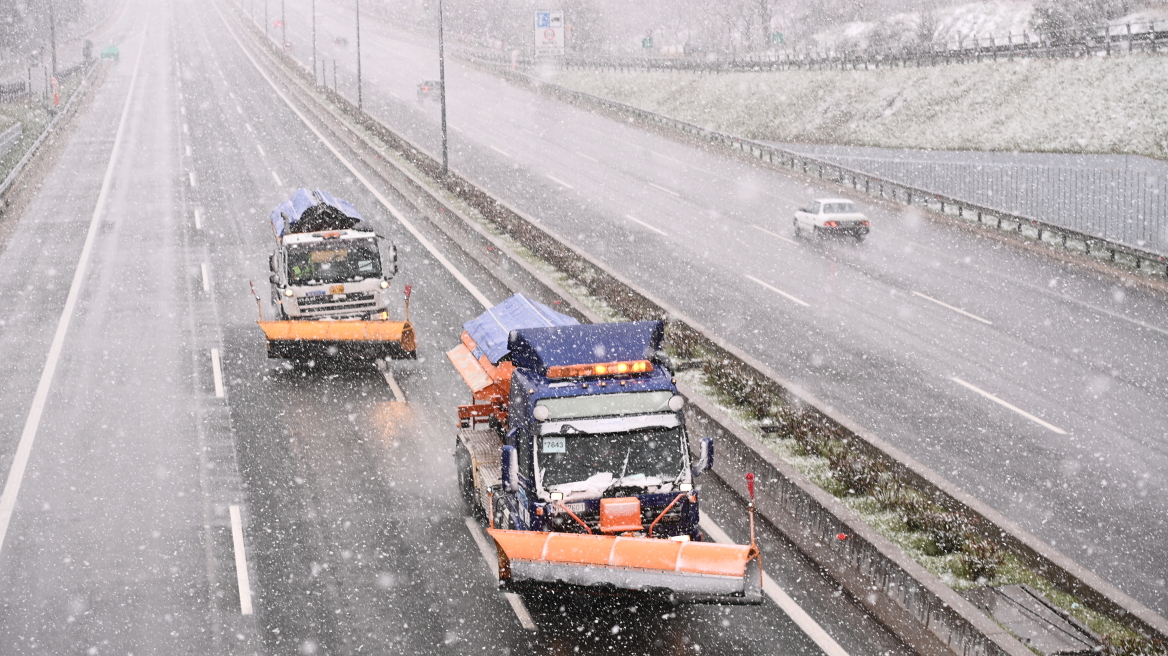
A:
793;198;871;242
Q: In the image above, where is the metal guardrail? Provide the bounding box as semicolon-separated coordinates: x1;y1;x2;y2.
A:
0;59;97;202
467;19;1168;74
781;148;1168;259
459;52;1168;278
230;9;1168;654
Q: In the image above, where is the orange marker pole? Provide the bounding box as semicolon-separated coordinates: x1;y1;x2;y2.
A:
249;280;264;321
403;284;412;323
747;472;763;588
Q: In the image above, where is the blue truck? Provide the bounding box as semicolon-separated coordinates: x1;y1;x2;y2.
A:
447;294;761;603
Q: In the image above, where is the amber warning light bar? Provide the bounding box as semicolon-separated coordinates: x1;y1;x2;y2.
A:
546;360;653;379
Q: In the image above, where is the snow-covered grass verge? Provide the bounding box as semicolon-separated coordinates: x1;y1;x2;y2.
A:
538;54;1168;160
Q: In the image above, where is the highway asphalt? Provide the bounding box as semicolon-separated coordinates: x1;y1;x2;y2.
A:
272;0;1168;615
0;0;919;652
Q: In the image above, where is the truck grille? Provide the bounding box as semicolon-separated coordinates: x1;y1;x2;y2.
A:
297;292;377;314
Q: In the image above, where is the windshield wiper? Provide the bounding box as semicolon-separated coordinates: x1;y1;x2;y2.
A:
611;447;632;489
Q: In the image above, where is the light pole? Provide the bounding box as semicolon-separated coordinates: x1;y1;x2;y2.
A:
47;0;57;75
281;0;285;48
438;0;448;176
311;0;316;84
265;0;268;38
356;0;362;109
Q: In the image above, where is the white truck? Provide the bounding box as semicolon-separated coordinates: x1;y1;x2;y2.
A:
259;188;416;361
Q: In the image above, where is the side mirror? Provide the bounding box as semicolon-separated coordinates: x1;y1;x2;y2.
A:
269;274;280;285
692;437;714;477
501;445;519;492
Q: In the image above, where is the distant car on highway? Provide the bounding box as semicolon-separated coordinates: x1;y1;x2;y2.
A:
333;36;348;46
416;80;442;102
793;198;870;242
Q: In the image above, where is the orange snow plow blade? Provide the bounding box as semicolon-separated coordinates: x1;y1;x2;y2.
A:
488;529;762;603
258;320;417;360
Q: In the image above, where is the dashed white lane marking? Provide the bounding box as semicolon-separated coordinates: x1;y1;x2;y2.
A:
182;122;188;134
201;262;211;292
463;517;537;631
211;349;225;398
193;207;203;230
180;106;186;115
256;143;265;156
648;182;680;197
229;505;254;615
189;171;197;188
185;144;191;156
271;170;282;186
450;125;463;133
624;214;667;236
951;377;1066;434
489;145;512;159
245;122;253;133
912;291;992;325
699;514;849;656
546;174;573;189
236;104;243;114
218;8;493;308
746;274;810;307
521;127;540;137
575;151;598;163
384;369;405;402
750;223;798;245
0;41;145;556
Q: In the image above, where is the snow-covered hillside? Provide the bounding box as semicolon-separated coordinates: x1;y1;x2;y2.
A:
538;54;1168;159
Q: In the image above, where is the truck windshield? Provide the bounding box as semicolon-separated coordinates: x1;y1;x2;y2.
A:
287;240;381;285
536;391;673;420
538;426;686;489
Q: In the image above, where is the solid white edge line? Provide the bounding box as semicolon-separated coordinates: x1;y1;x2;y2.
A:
201;262;211;292
216;7;493;309
699;513;848;656
545;174;573;189
383;369;405;402
229;505;254;615
489;145;512;159
648;182;680;197
951;377;1066;434
211;348;225;398
574;151;598;162
623;214;668;236
193;207;203;230
911;291;993;325
463;516;537;631
745;274;810;307
750;223;798;245
271;169;282;186
0;43;146;556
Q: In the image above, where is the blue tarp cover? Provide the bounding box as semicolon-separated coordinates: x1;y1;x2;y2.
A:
509;321;664;372
463;294;578;364
269;188;365;237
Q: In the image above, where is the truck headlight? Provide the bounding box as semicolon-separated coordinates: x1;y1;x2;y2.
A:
380;280;390;289
283;289;294;297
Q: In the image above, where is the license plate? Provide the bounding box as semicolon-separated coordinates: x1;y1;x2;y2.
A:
542;437;566;453
329;285;344;294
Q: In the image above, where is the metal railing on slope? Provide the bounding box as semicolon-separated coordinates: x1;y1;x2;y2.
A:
456;49;1168;277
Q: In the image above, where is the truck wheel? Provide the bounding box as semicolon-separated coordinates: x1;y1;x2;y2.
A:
455;441;484;521
492;494;512;530
793;218;802;237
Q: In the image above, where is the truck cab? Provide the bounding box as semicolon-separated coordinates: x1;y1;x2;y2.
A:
270;229;398;320
267;188;398;321
499;325;700;539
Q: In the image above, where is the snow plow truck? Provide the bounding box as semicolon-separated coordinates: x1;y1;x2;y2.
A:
448;294;762;603
259;188;416;361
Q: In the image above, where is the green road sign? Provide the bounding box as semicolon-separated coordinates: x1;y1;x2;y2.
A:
642;37;653;49
771;32;785;45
